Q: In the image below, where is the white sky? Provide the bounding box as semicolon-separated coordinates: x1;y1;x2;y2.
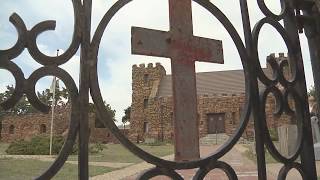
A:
0;0;315;124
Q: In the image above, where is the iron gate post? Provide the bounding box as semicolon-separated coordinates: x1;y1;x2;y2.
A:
78;1;92;179
284;0;317;178
300;0;320;118
240;0;267;179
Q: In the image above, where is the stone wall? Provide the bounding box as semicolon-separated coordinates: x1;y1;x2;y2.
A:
129;55;295;142
1;105;71;142
130;92;293;142
1;105;128;143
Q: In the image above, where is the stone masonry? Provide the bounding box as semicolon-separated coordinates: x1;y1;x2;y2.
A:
1;105;128;143
129;53;295;142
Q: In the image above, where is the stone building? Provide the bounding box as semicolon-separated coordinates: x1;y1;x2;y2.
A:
129;53;293;142
1;105;128;143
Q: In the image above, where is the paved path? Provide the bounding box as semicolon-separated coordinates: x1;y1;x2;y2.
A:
93;144;316;179
91;154;174;180
92;145;260;180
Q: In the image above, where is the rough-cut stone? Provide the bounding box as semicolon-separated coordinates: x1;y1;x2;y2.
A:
1;105;128;143
129;54;295;142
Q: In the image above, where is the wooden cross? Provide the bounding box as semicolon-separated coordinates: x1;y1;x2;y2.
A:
131;0;224;161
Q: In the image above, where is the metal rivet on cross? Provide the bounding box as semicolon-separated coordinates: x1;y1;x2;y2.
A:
131;0;224;161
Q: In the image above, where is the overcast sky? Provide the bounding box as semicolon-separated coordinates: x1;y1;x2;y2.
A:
0;0;315;123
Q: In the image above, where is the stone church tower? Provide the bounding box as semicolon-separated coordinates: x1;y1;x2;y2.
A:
130;63;166;141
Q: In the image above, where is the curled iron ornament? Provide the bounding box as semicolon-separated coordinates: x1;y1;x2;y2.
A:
0;1;82;179
278;162;307;180
257;0;287;20
259;86;303;163
137;167;183;180
252;17;298;87
0;0;316;179
193;161;238;180
0;13;27;61
26;0;82;66
252;5;304;165
90;0;252;170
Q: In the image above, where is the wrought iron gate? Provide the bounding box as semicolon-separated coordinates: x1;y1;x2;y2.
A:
1;0;319;179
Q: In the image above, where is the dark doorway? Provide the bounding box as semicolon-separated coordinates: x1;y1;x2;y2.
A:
207;113;225;134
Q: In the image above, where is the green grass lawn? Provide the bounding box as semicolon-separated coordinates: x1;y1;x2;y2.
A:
0;143;174;164
0;158;115;180
0;143;9;155
68;143;174;163
0;142;173;179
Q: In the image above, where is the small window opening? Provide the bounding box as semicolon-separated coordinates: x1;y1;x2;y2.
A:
143;122;149;133
40;124;46;133
9;125;15;134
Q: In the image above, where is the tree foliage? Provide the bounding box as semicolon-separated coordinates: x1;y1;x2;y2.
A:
308;85;315;97
0;83;69;116
0;85;37;115
0;84;116;124
122;106;131;125
89;102;116;122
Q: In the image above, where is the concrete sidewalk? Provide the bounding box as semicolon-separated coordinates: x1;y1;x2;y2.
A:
92;145;259;180
92;144;318;180
91;154;174;180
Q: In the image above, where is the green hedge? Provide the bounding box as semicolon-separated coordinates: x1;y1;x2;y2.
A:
5;136;76;155
269;128;279;141
5;136;105;155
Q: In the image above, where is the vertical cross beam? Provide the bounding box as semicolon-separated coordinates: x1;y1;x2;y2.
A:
132;0;224;161
169;0;199;161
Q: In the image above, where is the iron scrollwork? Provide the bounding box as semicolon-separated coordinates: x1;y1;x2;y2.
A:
0;0;318;179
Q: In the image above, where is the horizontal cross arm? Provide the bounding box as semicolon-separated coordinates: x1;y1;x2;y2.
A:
190;36;224;64
132;26;224;64
132;27;171;58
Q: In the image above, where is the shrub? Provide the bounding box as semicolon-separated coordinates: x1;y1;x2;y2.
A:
143;140;168;146
89;143;105;154
269;128;279;141
6;136;105;155
6;136;75;155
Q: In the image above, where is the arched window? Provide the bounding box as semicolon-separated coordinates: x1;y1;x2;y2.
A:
9;125;15;134
40;124;46;133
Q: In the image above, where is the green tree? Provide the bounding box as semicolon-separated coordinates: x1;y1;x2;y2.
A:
309;85;315;97
37;89;51;105
105;103;116;122
122;106;131;129
1;85;37;114
89;102;116;122
0;83;69;115
48;79;69;106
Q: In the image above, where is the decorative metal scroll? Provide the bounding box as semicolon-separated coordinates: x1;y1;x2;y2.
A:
0;0;318;179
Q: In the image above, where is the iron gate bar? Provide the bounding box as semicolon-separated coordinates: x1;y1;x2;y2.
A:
240;0;268;179
292;0;319;178
301;0;320;121
0;0;318;179
78;0;92;179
